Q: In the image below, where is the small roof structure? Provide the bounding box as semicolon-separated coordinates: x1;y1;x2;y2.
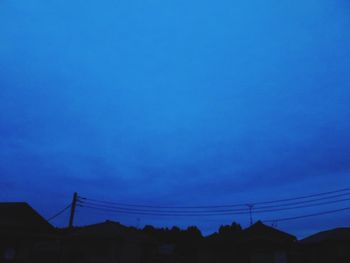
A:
0;202;53;234
301;227;350;244
239;221;296;243
68;220;152;243
70;220;129;238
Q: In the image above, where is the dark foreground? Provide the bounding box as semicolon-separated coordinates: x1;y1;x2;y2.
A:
1;202;349;263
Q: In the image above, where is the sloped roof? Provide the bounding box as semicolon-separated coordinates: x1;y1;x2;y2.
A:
0;202;53;233
239;221;296;243
301;227;350;244
68;220;152;242
70;220;128;238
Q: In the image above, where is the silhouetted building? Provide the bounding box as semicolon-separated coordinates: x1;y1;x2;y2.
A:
3;201;350;263
60;220;156;263
142;225;203;263
238;221;297;263
199;221;297;263
300;227;350;263
0;202;58;262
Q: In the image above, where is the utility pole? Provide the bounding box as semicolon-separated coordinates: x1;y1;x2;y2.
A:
247;204;254;226
69;192;78;228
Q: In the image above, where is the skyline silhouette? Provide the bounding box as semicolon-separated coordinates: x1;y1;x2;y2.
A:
1;201;349;262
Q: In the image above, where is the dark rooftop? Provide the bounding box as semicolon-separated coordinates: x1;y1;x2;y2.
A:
0;202;53;233
67;220;152;242
301;227;350;244
239;221;296;243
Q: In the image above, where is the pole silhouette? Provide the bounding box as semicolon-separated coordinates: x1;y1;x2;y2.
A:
69;192;78;228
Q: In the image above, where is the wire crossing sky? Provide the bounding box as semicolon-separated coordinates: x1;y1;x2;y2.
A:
1;0;350;237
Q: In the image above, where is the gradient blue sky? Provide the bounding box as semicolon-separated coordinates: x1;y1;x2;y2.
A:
1;0;350;237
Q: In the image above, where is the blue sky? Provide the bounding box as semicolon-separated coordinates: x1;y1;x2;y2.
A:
1;0;350;237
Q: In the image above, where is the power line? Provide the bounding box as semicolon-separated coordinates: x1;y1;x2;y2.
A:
78;196;350;217
78;204;242;217
79;203;350;225
80;193;350;213
47;204;72;221
79;196;247;209
244;197;350;215
253;192;350;210
254;188;350;205
263;206;350;223
79;187;350;209
76;187;350;225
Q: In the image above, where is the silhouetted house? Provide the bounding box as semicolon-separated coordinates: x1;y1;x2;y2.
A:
0;202;58;262
199;221;297;263
61;220;156;263
300;227;350;263
141;225;203;263
238;221;297;263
